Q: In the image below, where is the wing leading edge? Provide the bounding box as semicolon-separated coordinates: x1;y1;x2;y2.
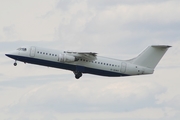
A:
64;51;97;60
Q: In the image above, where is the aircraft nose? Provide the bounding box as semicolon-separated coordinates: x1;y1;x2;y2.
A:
5;54;9;56
5;50;19;59
5;52;19;60
5;53;13;58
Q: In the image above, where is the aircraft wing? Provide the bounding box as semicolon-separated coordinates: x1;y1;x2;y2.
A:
65;51;97;60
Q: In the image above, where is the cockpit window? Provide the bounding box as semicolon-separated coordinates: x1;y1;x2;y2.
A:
17;48;27;51
22;48;27;51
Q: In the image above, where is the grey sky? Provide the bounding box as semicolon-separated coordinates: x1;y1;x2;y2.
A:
0;0;180;120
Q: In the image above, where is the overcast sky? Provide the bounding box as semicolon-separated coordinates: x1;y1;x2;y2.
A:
0;0;180;120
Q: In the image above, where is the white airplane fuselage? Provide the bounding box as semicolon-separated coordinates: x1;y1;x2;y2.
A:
5;45;171;79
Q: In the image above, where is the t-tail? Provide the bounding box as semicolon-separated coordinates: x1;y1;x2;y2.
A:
129;45;171;69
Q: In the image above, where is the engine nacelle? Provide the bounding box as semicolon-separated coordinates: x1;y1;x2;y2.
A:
59;53;77;62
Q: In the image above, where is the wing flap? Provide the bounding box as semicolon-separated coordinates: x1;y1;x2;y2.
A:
65;51;97;60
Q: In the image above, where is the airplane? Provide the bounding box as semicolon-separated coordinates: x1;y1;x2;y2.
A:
5;45;171;79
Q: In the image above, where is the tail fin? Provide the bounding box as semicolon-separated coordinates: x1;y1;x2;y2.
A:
129;45;171;69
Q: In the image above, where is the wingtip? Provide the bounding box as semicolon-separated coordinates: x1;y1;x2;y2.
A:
151;45;172;48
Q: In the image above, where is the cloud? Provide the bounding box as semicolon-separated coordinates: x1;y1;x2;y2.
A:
87;0;170;8
56;0;73;11
3;25;16;41
0;0;57;42
52;0;180;55
1;78;165;114
0;0;180;120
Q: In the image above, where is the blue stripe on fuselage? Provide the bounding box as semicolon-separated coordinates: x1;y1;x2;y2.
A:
5;54;129;77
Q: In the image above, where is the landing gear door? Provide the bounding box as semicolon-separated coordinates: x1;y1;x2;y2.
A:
120;62;127;73
76;65;85;72
30;46;36;57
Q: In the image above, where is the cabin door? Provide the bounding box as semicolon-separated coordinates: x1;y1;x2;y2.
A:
30;46;36;57
120;62;127;73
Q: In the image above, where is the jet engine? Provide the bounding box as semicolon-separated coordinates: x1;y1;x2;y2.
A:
58;53;77;62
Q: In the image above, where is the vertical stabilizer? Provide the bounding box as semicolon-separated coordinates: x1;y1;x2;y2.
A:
130;45;171;69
